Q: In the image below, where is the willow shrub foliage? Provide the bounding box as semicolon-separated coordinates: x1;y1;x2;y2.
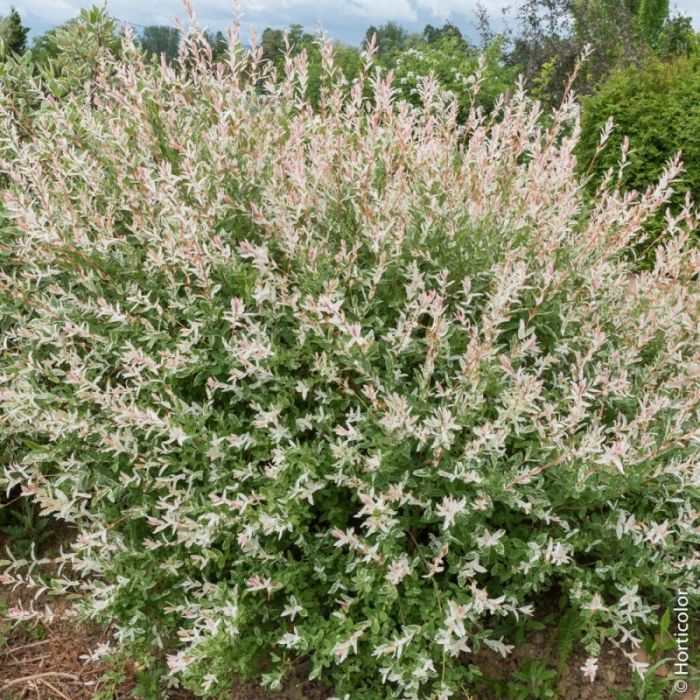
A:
0;18;699;700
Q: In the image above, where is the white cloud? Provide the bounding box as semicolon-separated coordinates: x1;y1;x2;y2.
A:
12;0;80;25
234;0;417;24
2;0;698;43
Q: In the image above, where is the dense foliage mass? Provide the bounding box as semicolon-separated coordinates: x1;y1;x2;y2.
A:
579;53;700;216
1;16;699;700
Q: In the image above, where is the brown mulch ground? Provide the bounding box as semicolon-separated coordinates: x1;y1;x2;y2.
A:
469;628;633;699
0;574;330;700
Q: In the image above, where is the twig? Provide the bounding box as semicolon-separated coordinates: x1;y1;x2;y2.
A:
5;653;51;666
0;640;51;657
40;679;73;700
0;494;25;510
1;672;79;691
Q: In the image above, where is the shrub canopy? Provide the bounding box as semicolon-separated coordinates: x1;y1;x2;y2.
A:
578;53;700;231
0;17;699;700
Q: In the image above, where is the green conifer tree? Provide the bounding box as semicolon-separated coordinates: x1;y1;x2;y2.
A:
1;6;29;56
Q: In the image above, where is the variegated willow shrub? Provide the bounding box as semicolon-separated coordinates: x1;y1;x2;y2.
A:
1;19;699;700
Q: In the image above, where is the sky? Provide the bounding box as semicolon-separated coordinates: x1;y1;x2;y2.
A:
3;0;700;45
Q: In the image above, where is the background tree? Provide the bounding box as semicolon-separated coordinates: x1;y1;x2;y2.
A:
29;29;62;66
364;21;408;59
138;25;180;63
635;0;670;46
0;7;29;56
206;30;227;62
501;0;690;105
260;25;314;70
259;25;361;104
261;27;285;69
392;27;515;116
577;50;700;252
423;22;465;45
656;12;697;57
